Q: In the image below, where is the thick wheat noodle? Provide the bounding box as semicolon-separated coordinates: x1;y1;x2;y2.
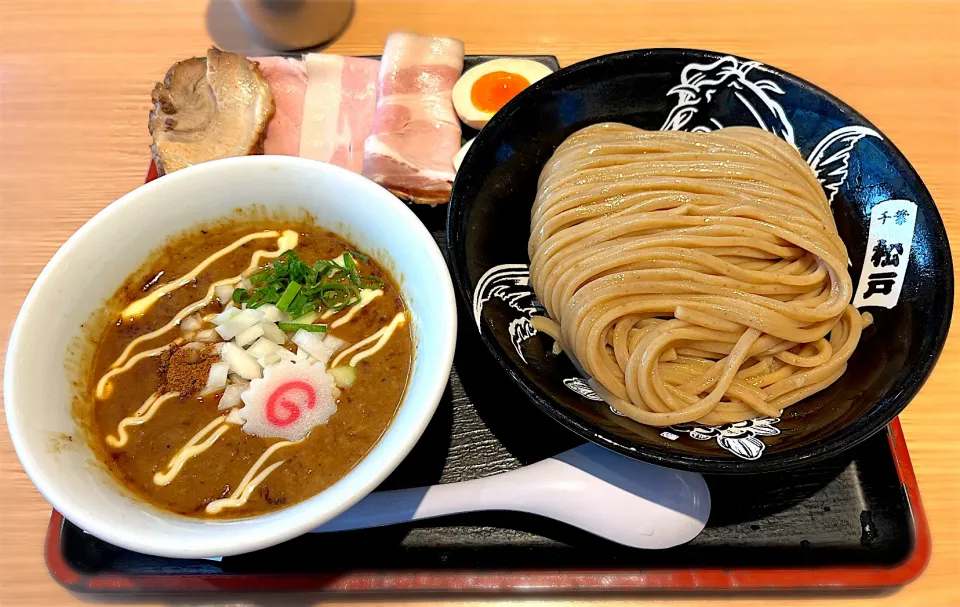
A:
528;123;871;427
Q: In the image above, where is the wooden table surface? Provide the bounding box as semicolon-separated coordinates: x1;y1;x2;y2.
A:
1;0;958;604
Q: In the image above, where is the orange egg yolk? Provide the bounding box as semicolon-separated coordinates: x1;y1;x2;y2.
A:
470;71;531;113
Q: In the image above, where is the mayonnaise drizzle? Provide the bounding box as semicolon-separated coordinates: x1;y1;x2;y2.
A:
107;230;299;370
205;440;297;514
322;288;384;328
106;391;180;447
122;231;282;319
153;415;233;486
330;312;407;368
96;344;171;400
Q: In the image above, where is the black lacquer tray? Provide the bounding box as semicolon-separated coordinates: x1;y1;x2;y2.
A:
45;54;929;595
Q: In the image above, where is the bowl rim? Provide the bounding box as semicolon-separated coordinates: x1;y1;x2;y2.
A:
446;47;954;473
5;155;458;556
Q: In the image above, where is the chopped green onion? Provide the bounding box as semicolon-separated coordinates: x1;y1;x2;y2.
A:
318;283;353;310
348;248;370;263
292;310;318;324
312;260;332;276
302;264;318;285
286;290;308;317
246;291;265;308
358;275;384;289
293;303;316;318
247;269;270;284
247;284;280;308
278;322;327;333
343;252;363;286
276;281;302;311
274;250;300;277
232;249;385;318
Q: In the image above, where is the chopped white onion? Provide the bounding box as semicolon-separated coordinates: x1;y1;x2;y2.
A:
324;334;346;352
195;329;221;343
240;276;253;290
181;331;197;342
258;304;285;323
215;284;236;305
218;380;249;410
258;353;281;367
330;365;357;388
234;324;264;348
212;305;240;325
247;337;281;359
215;308;264;340
258;321;287;344
202;362;230;395
246;337;296;363
275;347;298;363
181;313;203;332
292;329;334;365
225;408;246;425
221;342;262;380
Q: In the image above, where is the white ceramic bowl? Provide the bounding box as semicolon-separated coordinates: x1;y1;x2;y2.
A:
4;156;457;558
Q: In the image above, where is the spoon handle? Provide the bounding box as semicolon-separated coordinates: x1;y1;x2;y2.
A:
312;444;711;550
314;476;503;533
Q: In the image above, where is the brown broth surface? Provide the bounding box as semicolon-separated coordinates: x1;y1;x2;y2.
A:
88;221;412;518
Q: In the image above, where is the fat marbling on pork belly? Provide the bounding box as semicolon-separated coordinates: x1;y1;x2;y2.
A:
149;48;275;175
250;56;307;157
361;32;465;204
299;54;380;174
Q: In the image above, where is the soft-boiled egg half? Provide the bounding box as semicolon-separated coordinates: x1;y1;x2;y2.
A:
453;59;554;129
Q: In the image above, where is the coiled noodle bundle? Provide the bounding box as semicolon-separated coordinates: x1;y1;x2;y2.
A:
528;123;868;427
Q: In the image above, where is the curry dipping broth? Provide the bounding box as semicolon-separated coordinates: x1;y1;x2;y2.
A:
87;220;412;518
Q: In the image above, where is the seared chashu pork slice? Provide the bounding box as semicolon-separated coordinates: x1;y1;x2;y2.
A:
149;48;275;175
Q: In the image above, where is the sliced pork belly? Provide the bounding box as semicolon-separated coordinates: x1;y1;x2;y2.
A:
250;56;307;156
299;54;380;173
362;32;464;204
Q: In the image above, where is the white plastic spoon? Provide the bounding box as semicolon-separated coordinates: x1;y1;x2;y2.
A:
313;443;711;549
